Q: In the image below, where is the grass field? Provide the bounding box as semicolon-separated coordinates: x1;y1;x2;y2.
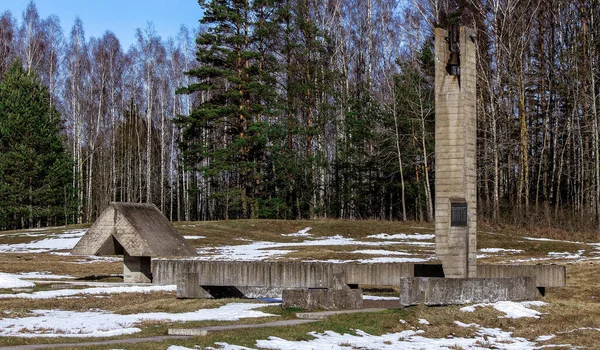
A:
0;220;599;349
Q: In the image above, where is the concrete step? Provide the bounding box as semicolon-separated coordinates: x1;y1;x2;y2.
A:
296;308;388;320
168;319;317;336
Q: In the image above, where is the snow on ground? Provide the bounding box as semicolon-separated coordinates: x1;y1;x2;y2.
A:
0;284;176;299
547;250;585;259
16;272;75;279
195;234;431;261
367;233;435;240
523;236;584;244
0;272;35;289
460;301;547;319
479;248;523;254
282;227;313;237
362;295;399;300
183;235;206;239
0;272;75;289
188;325;537;350
0;229;86;253
477;247;523;259
0;303;275;338
51;251;122;264
352;249;413;256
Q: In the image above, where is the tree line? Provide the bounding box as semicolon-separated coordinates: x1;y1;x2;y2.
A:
0;0;599;233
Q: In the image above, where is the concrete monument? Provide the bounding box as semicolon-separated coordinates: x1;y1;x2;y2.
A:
71;202;196;283
434;25;478;278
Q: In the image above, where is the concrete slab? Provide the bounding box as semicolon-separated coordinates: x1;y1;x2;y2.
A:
399;277;539;306
296;308;388;320
168;319;317;336
282;289;363;310
478;264;566;287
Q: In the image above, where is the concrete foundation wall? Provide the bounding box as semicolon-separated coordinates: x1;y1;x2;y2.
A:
478;264;566;287
399;277;539;306
153;260;350;289
153;260;565;295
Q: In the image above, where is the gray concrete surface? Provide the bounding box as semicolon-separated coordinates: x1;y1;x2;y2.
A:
296;308;388;320
434;26;479;279
282;289;363;310
399;277;539;306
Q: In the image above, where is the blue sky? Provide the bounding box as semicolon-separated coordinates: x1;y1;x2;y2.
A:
4;0;202;49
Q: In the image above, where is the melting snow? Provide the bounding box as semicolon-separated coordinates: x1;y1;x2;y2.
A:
367;233;435;240
16;272;75;279
0;272;35;289
536;334;556;341
479;248;523;254
352;249;413;256
184;235;206;239
282;227;313;237
0;229;86;253
0;284;176;299
460;301;547;319
196;326;536;349
363;295;399;300
0;303;274;338
195;235;423;261
0;271;75;289
418;318;430;325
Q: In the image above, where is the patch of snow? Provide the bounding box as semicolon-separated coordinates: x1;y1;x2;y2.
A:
205;326;536;350
355;257;431;263
367;233;435;240
479;248;523;254
282;227;312;237
418;318;430;325
352;249;412;256
194;235;419;261
0;284;176;299
548;250;585;259
17;272;75;280
0;272;35;289
0;229;86;253
537;334;556;341
206;344;255;350
184;236;206;239
523;236;583;244
362;295;399;300
305;256;432;264
460;300;547;319
0;303;274;338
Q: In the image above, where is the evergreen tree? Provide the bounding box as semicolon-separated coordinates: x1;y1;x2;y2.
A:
177;0;278;219
0;60;73;230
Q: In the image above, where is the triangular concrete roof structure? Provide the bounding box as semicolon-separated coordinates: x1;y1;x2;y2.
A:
71;202;196;257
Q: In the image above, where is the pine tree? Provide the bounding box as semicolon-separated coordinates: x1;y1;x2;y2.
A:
177;0;277;219
0;60;74;230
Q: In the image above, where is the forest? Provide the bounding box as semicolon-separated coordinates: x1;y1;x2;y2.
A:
0;0;599;233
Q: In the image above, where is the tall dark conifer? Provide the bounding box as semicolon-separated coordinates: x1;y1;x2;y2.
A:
0;60;74;229
178;0;265;219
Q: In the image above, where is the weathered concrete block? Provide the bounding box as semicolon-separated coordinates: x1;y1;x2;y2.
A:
399;277;538;306
282;289;363;311
124;254;152;283
478;264;566;288
177;272;205;298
